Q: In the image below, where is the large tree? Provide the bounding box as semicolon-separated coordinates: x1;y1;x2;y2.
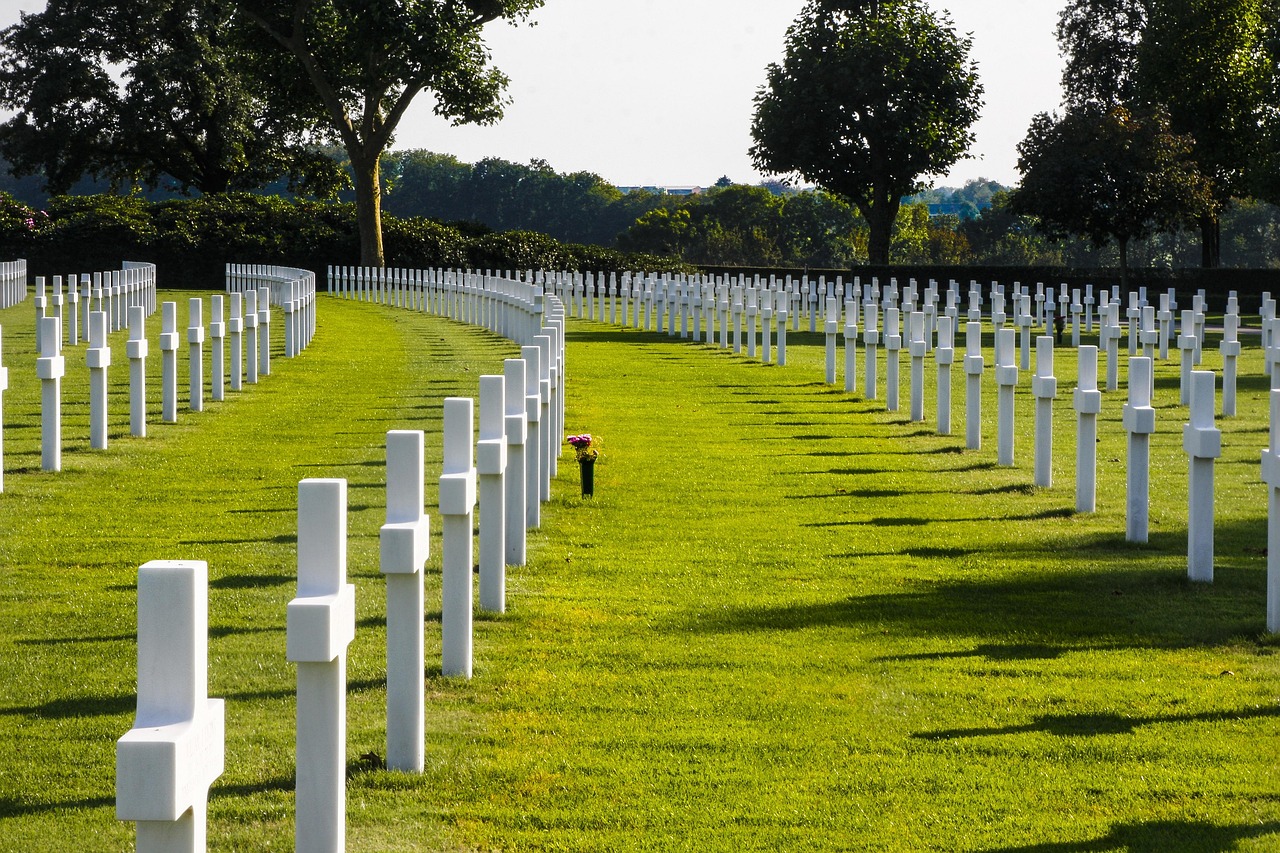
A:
1011;104;1213;286
1137;0;1272;266
0;0;338;195
749;0;983;265
1056;0;1148;108
236;0;542;266
1055;0;1276;267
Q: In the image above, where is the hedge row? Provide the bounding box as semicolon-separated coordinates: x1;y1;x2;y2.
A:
0;192;692;290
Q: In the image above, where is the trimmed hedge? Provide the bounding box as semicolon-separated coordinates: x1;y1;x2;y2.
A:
0;192;692;289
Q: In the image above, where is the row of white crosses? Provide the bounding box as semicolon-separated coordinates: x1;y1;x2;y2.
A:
545;270;1241;401
33;264;159;349
115;284;567;851
8;270;311;485
328;266;560;349
12;266;158;479
0;258;27;308
543;271;1277;631
225;264;317;357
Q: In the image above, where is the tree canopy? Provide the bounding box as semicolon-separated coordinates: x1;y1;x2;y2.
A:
1053;0;1279;266
233;0;543;266
749;0;983;265
0;0;340;196
0;0;544;266
1012;104;1214;285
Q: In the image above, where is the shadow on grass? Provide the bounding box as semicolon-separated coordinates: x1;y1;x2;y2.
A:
685;564;1266;649
0;693;134;719
0;794;115;818
877;642;1066;662
211;776;295;799
981;819;1280;852
915;704;1280;740
182;534;296;547
210;572;292;590
15;632;134;645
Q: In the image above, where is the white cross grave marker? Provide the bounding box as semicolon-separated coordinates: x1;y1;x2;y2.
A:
188;299;205;412
87;310;111;449
228;293;244;393
380;432;429;773
1178;309;1197;405
504;358;529;566
1074;346;1102;512
995;327;1018;467
160;302;179;423
844;298;858;395
128;306;149;437
964;320;984;450
936;315;954;436
440;398;478;678
1033;336;1057;488
1262;390;1280;632
287;479;356;852
257;286;271;377
209;296;225;402
535;333;554;503
116;560;225;853
1222;313;1241;416
885;307;902;412
1123;357;1156;543
478;375;508;613
1184;370;1221;582
244;290;259;385
908;310;926;423
36;315;64;471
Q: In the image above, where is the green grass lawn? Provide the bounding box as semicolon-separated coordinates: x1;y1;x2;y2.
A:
1;294;1278;851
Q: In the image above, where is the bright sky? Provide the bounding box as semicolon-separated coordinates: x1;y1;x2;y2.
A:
0;0;1067;190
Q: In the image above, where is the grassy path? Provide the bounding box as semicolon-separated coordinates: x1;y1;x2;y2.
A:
0;299;1277;851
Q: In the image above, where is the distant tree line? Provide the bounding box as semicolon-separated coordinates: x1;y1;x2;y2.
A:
0;191;689;289
379;151;667;246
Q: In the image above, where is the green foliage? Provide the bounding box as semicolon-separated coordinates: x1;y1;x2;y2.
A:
1056;0;1148;107
959;191;1070;266
903;178;1006;220
1012;104;1215;283
382;152;652;247
750;0;983;263
236;0;546;265
1054;0;1279;266
381;214;470;269
470;230;572;272
890;203;973;264
0;191;50;247
620;186;866;268
619;185;988;268
0;192;687;287
0;0;342;196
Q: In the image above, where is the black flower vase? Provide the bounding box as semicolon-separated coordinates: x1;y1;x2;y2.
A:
578;456;595;497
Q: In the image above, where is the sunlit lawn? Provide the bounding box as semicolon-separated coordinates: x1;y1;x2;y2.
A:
0;294;1277;851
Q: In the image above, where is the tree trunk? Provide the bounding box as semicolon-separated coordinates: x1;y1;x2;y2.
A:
1199;213;1220;269
867;200;898;265
352;151;385;267
1118;236;1129;292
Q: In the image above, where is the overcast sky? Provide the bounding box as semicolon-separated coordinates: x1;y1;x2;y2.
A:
0;1;1068;189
